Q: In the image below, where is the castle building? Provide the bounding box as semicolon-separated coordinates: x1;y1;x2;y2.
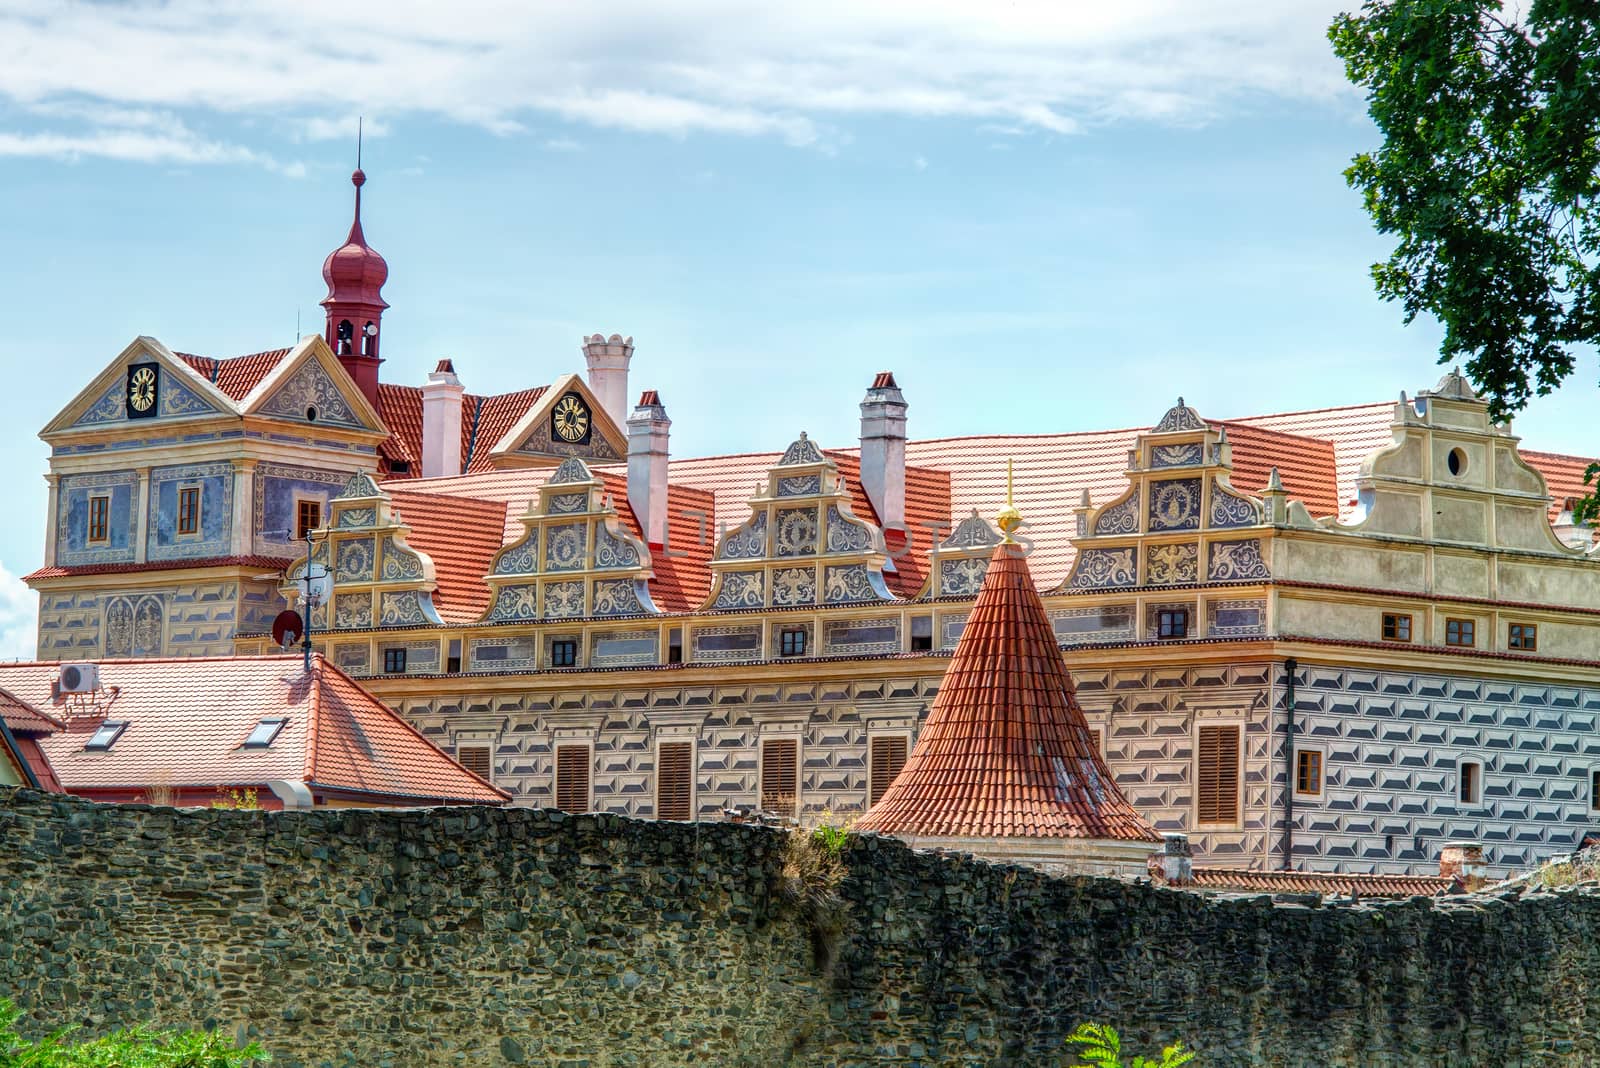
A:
27;169;1600;876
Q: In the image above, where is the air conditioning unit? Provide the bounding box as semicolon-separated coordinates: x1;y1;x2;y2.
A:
58;663;100;694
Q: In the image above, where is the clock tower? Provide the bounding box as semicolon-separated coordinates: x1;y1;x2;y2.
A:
321;167;389;410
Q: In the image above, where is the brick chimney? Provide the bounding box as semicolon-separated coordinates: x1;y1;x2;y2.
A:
1149;833;1194;887
1439;842;1487;891
627;390;671;547
859;371;907;531
421;359;465;478
583;333;633;430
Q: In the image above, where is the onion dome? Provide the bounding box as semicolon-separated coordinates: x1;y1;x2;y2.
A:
321;169;389;308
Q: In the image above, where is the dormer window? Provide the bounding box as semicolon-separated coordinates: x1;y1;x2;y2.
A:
243;717;287;749
85;720;127;751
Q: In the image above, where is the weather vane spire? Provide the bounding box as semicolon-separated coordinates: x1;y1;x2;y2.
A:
997;458;1023;542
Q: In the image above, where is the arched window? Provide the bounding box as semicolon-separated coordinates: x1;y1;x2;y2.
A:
335;319;354;355
361;321;377;356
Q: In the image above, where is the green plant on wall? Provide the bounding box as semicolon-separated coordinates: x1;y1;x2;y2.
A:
0;998;268;1066
1067;1022;1195;1068
211;787;261;811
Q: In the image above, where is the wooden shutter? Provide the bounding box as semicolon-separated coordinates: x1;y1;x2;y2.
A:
1196;725;1240;824
868;736;908;806
657;742;693;821
555;744;591;814
457;745;493;783
760;738;798;817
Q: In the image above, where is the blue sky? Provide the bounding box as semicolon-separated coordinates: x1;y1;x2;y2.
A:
0;1;1595;658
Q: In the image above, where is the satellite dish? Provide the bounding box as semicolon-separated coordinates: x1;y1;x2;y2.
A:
271;610;305;649
305;571;333;606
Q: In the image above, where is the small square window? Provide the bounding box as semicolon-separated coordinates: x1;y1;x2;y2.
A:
85;720;127;751
1590;769;1600;812
667;627;683;664
1508;623;1538;651
550;639;578;668
1295;749;1323;796
457;745;493;782
243;717;286;748
910;615;933;652
446;639;462;674
177;486;201;536
1156;609;1188;640
383;648;407;674
87;495;110;544
296;499;322;540
1445;618;1475;647
1381;613;1412;642
779;628;808;657
1458;760;1481;805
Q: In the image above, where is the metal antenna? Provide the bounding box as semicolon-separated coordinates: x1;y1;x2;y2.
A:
357;116;363;169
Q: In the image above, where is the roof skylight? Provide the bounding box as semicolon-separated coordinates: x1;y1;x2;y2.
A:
84;720;127;751
243;717;287;749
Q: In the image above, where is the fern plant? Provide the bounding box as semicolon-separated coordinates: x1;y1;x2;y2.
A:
1066;1022;1195;1068
0;998;268;1066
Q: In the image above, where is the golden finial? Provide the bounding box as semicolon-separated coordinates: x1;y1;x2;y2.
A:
996;458;1022;542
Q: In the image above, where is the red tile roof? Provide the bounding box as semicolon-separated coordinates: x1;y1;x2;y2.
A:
385;490;509;623
376;383;548;478
175;349;294;402
0;656;506;805
856;541;1161;842
1213;421;1341;517
0;689;65;735
1522;449;1600;526
24;555;296;582
1187;867;1454;897
1229;402;1397;515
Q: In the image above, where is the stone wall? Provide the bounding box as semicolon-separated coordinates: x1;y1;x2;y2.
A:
2;788;1598;1067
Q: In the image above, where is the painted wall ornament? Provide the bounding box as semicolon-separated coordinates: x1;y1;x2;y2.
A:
780;432;826;466
1152;443;1204;468
1148;479;1201;532
714;571;765;609
778;475;822;497
1068;548;1138;589
1208;539;1271;581
1153;398;1207;433
1094;491;1140;536
772;566;817;606
774;507;819;557
826;505;872;552
488;584;538;622
592;579;644;616
259;359;364;428
939;557;989;597
1146;542;1199;585
942;511;1001;549
549;457;593;484
718;514;767;560
1210;480;1260;529
544;524;588;572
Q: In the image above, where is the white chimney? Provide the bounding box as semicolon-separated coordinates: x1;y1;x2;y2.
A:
583;333;633;429
859;371;907;531
627;390;671;547
421;359;465;478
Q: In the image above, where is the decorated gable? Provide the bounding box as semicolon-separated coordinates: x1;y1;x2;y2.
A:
47;338;232;436
925;510;1002;598
1063;399;1270;591
283;471;443;634
482;457;657;622
489;375;626;466
256;356;371;430
705;432;893;610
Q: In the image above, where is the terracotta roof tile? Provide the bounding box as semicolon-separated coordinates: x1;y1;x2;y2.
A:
385;490;509;623
1521;449;1600;526
174;349;294;402
377;383;549;478
856;542;1161;843
1187;867;1453;897
24;555;296;582
464;388;549;473
0;656;506;805
0;689;65;735
1213;421;1340;517
1228;402;1397;516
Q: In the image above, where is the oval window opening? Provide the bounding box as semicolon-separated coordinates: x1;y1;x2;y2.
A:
305;405;319;423
1447;447;1466;476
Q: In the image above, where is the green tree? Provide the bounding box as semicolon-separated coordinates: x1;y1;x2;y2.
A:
1066;1023;1195;1068
0;999;268;1067
1330;0;1600;517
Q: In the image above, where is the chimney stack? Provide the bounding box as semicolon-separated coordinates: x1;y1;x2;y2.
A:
1438;842;1488;891
421;359;465;477
859;371;907;532
583;333;634;430
1149;833;1195;887
627;390;671;547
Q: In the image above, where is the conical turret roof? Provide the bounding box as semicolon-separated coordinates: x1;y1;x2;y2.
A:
857;541;1159;842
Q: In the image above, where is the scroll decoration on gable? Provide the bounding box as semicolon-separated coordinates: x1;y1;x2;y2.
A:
705;432;893;610
258;359;367;429
925;510;1001;599
282;470;443;632
482;456;656;622
70;355;226;428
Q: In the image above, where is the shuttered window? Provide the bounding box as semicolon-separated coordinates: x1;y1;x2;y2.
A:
760;738;799;817
555;744;591;813
868;735;908;806
657;742;693;821
457;745;493;783
1196;725;1241;825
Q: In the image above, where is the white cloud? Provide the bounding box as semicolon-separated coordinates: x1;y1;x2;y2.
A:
914;155;928;171
0;562;35;662
0;1;1354;167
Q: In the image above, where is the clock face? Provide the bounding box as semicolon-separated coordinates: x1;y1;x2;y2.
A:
126;364;158;418
551;393;591;444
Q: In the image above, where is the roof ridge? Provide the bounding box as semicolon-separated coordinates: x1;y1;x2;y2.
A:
1229;400;1395;421
303;655;324;784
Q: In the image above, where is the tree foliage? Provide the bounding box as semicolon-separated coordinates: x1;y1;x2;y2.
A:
1330;1;1600;409
0;999;268;1067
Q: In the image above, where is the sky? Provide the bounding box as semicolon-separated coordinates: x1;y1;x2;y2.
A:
0;1;1596;659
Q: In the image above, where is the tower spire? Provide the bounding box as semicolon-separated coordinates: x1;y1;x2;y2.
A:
321;138;389;409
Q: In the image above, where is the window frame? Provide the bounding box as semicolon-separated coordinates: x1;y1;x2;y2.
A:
909;614;934;652
867;732;910;807
1458;759;1482;805
1156;608;1189;640
176;485;202;537
456;744;494;784
1445;617;1476;648
1294;746;1325;799
554;743;592;814
1508;622;1538;652
1380;612;1413;643
778;627;808;658
1589;767;1600;813
382;647;407;674
655;740;695;822
759;736;800;818
549;638;579;668
85;720;127;751
242;717;287;749
86;494;111;545
1193;721;1243;828
294;497;322;541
